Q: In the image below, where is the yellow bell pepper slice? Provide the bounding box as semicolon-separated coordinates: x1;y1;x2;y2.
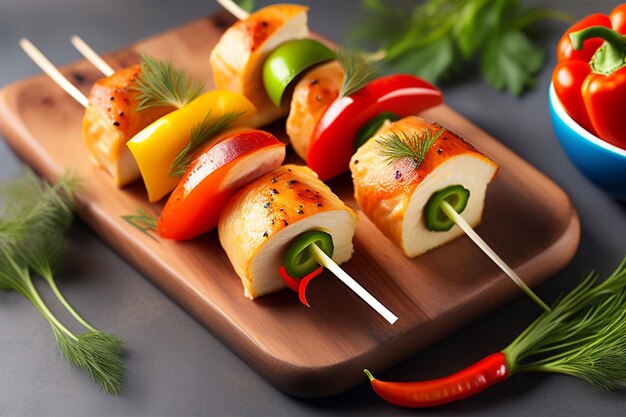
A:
127;90;256;202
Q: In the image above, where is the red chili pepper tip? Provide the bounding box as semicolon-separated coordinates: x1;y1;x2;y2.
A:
278;265;324;307
297;267;323;307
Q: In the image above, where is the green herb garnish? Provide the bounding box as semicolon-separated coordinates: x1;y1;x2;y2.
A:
351;0;572;96
376;127;444;168
503;257;626;389
133;54;204;110
335;46;379;97
169;110;245;177
121;207;158;240
0;170;125;395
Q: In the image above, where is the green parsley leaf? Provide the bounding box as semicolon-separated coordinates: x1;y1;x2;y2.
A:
481;29;544;96
393;35;455;84
350;0;571;96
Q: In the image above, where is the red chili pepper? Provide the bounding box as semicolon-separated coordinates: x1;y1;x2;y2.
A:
278;265;323;307
364;352;509;408
552;4;626;149
307;74;442;181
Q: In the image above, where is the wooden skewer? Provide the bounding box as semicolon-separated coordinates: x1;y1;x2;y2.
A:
19;38;89;108
216;0;250;20
70;35;115;77
310;244;398;324
441;202;551;312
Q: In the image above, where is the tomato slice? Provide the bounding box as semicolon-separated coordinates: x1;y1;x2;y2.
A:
158;130;286;240
307;74;443;180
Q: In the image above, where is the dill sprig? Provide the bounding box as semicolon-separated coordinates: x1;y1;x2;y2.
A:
504;257;626;389
133;54;204;111
335;46;379;97
169;110;245;177
0;170;125;395
376;127;445;168
121;208;158;240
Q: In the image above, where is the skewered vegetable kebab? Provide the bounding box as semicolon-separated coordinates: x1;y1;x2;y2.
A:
66;3;330;199
157;128;397;323
75;41;257;202
211;3;443;180
216;1;550;311
20;38;255;198
21;40;398;324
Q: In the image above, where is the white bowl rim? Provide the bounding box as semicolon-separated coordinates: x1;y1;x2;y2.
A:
549;82;626;158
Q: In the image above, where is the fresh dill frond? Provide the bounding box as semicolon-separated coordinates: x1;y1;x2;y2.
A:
133;54;204;111
0;169;125;395
376;127;444;168
504;257;626;390
0;170;77;227
74;332;126;395
169;110;245;177
335;46;379;97
122;207;158;240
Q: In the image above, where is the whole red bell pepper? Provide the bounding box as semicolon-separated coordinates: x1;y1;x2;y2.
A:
307;74;443;181
552;4;626;149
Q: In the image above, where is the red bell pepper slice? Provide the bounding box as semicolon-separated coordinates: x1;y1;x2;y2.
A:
158;130;285;240
306;74;443;181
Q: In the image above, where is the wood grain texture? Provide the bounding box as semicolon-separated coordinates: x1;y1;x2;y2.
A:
0;13;579;398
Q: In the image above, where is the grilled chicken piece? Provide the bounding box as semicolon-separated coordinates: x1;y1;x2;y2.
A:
82;65;173;187
210;4;309;127
286;60;344;160
218;164;357;299
350;116;499;258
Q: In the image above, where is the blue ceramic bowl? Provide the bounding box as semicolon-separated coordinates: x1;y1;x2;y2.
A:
548;82;626;200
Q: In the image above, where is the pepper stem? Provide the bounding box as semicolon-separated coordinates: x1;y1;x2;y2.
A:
570;26;626;75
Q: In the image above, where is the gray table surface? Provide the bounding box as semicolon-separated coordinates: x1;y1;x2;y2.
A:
1;0;625;415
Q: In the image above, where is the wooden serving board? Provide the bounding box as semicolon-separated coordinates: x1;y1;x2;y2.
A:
0;13;579;398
